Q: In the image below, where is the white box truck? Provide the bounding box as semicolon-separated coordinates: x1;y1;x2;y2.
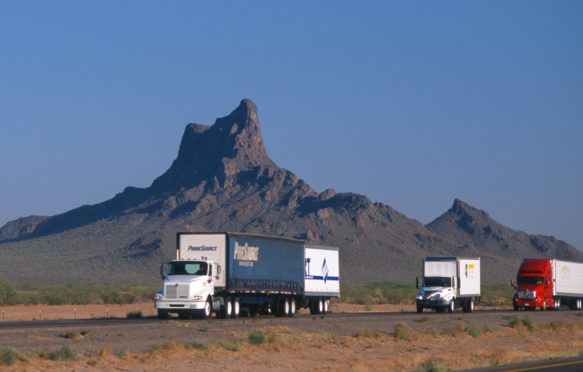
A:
511;258;583;310
415;257;481;313
154;232;340;319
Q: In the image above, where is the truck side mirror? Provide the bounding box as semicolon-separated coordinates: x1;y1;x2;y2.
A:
160;263;167;280
510;279;515;287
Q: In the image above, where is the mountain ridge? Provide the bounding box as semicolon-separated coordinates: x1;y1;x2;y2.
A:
1;99;580;285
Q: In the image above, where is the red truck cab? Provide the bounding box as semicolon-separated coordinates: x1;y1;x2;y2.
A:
511;259;557;310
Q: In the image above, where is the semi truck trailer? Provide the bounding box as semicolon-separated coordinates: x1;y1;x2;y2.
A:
415;257;481;313
511;258;583;311
154;232;340;319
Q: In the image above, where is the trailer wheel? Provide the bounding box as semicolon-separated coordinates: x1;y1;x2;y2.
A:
224;299;233;319
554;299;561;310
289;298;296;317
578;299;582;310
157;310;168;319
323;298;329;314
277;298;290;317
232;298;240;318
310;298;323;315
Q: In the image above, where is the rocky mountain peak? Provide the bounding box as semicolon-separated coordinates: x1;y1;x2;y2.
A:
150;98;275;192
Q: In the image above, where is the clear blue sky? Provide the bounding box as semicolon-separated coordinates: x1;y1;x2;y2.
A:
1;1;582;249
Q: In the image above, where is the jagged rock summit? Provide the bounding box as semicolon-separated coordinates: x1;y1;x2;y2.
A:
151;98;275;193
1;99;581;285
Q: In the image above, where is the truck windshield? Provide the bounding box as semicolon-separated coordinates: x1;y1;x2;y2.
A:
168;262;207;276
517;276;543;285
424;277;451;287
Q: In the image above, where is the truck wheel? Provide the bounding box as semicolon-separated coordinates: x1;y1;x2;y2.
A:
157;310;169;319
542;300;547;311
225;299;233;319
448;301;454;313
578;299;582;310
289;298;296;317
324;298;330;314
198;299;212;319
416;304;423;313
555;299;560;310
281;298;290;317
232;299;240;318
468;298;474;313
310;298;323;315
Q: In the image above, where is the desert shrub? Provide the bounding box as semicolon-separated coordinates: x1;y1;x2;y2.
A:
506;316;534;331
59;332;78;340
416;357;450;372
0;347;27;366
342;281;417;305
464;326;481;338
393;322;412;340
46;346;76;361
248;331;266;344
218;341;239;352
0;280;158;305
481;284;514;306
0;278;20;305
185;340;208;350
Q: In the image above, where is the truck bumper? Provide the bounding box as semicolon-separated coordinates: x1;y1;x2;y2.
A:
514;297;548;309
416;298;452;310
155;299;206;311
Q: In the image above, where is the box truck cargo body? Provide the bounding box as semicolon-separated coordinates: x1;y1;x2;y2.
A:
154;233;340;319
511;259;583;311
415;257;481;313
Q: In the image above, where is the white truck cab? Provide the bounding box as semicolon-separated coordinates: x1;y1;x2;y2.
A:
415;257;480;313
154;260;224;319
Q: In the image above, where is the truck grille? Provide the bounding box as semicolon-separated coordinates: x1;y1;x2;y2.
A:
518;290;535;299
165;284;189;299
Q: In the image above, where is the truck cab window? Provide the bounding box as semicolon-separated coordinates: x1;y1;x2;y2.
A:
517;276;543;285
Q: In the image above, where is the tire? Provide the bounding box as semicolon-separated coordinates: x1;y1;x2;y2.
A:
232;298;240;318
224;299;233;319
555;299;561;310
282;298;290;317
578;299;582;311
416;304;423;313
542;300;547;311
468;298;474;313
448;301;454;313
198;299;212;319
323;298;329;314
310;298;324;315
289;298;296;317
157;309;169;319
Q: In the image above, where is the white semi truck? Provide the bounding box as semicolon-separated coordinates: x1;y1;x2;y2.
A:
154;232;340;319
415;257;481;313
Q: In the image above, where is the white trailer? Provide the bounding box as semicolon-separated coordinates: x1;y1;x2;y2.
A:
553;259;583;308
415;257;481;313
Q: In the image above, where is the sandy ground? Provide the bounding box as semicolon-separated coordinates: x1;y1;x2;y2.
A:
1;302;581;371
0;302;416;321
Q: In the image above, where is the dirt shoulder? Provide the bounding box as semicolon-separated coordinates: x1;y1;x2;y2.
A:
1;303;581;371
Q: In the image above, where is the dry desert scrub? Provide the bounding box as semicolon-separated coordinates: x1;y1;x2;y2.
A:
3;320;583;371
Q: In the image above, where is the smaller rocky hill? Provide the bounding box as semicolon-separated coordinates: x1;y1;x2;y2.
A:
426;199;583;283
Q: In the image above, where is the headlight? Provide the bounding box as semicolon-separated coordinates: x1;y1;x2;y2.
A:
192;296;204;301
416;295;423;300
154;293;163;300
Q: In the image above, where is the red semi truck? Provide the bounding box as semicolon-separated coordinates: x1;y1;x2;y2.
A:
511;258;583;311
